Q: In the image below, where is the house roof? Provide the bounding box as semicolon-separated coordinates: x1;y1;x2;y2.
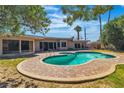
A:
1;35;73;40
26;35;73;40
73;40;90;42
1;35;89;41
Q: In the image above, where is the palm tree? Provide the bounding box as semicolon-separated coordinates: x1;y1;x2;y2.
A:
92;5;113;37
106;6;113;24
74;25;82;40
84;27;87;48
92;6;107;36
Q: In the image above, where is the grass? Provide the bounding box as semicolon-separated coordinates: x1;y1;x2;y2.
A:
92;49;114;53
0;58;25;67
104;65;124;88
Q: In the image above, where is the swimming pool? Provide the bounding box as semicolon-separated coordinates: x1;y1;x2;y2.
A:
43;52;115;66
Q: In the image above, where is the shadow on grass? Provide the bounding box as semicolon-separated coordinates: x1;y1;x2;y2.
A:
0;53;38;60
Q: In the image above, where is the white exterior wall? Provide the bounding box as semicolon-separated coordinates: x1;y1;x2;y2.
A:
0;39;2;56
67;40;74;49
60;40;68;50
35;40;40;52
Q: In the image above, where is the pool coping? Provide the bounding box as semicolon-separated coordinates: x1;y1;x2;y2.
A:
17;62;116;82
17;50;124;83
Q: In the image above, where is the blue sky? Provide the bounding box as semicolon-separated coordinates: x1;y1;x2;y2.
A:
30;5;124;41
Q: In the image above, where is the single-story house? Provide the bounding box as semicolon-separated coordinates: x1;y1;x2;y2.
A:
0;35;89;57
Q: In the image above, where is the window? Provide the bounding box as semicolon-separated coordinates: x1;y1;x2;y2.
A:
82;44;84;48
3;40;19;54
54;42;56;49
75;43;80;48
21;41;33;52
75;44;78;48
44;42;49;50
49;42;53;49
57;42;60;47
21;41;29;51
61;42;66;47
40;42;43;49
78;44;80;48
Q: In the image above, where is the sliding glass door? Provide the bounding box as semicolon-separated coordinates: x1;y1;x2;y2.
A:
21;41;33;52
40;42;57;51
44;42;49;51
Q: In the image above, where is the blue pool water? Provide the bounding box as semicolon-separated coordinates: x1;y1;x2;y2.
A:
43;52;115;66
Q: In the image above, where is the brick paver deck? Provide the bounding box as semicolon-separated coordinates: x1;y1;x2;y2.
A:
17;50;124;82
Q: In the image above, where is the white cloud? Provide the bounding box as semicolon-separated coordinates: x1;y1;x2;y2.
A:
50;22;68;29
50;18;64;24
43;6;59;11
120;5;124;8
46;26;73;38
48;13;67;19
49;17;69;29
72;20;106;28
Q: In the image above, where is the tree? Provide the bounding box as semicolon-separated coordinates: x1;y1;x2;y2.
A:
84;27;87;48
92;5;113;37
74;25;82;40
101;15;124;50
106;6;113;23
62;5;113;43
62;5;93;25
0;6;51;36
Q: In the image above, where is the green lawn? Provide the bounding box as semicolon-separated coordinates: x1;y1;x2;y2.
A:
0;58;25;67
105;65;124;88
0;57;124;88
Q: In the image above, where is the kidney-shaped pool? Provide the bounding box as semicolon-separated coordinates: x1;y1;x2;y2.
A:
43;52;115;66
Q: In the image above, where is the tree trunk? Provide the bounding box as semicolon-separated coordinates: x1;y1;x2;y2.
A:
84;27;86;48
98;15;102;37
98;15;102;48
77;31;80;40
108;10;111;24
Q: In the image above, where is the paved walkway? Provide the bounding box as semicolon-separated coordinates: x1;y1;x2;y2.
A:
17;50;124;82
